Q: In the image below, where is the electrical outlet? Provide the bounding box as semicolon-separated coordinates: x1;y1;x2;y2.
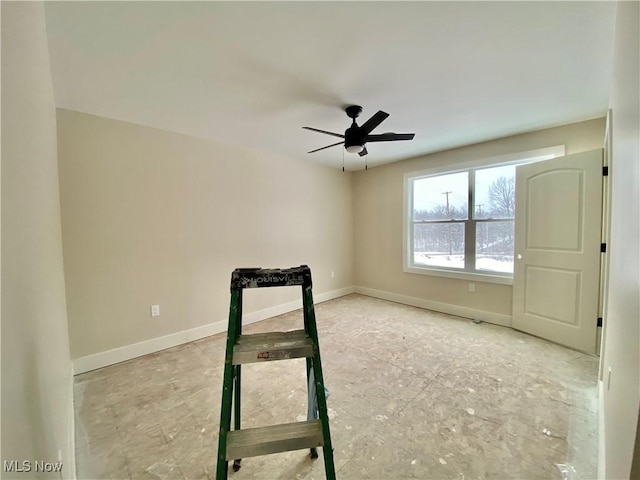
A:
151;305;160;317
331;271;335;278
468;283;475;292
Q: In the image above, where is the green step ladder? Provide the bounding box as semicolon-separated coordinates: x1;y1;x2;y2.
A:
216;266;336;480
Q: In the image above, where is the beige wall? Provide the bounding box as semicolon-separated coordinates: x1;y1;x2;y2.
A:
353;118;605;321
602;1;640;478
1;2;74;478
57;110;353;360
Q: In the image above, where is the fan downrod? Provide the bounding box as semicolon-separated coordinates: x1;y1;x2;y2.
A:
345;105;363;120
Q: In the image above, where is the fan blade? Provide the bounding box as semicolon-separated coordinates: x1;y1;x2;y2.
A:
358;146;368;157
366;133;415;142
308;141;344;154
302;127;344;139
359;110;389;134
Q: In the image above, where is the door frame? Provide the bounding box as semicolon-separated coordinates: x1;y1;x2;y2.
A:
598;110;613;378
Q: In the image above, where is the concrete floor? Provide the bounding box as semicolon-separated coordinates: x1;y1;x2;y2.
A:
74;294;599;479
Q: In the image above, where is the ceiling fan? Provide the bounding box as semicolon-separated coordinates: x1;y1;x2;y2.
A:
303;105;415;157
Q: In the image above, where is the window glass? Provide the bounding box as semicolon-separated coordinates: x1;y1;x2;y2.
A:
413;172;468;221
413;223;465;269
474;165;515;219
475;221;514;273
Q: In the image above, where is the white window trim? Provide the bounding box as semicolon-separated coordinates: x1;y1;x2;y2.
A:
403;145;566;285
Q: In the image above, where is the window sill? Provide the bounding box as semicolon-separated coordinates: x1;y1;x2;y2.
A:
403;265;513;285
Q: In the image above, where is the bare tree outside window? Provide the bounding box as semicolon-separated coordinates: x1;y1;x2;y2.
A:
488;176;515;217
475;166;515;272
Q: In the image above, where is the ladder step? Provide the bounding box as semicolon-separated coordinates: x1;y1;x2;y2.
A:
226;420;324;460
233;330;314;364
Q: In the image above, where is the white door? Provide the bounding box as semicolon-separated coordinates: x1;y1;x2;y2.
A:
512;149;603;354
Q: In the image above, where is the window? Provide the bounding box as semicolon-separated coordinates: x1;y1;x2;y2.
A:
404;146;565;283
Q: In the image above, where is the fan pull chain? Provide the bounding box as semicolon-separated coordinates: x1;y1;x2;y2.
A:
365;152;368;171
342;148;345;172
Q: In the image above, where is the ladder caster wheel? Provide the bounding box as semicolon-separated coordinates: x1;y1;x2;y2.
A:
232;459;242;472
310;448;318;459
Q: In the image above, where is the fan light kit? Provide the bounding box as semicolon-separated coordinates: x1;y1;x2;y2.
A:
345;145;364;154
303;105;415;157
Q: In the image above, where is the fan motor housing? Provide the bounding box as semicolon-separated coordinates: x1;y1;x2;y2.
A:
344;126;365;149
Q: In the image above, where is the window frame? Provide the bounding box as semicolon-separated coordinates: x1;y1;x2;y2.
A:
403;146;566;285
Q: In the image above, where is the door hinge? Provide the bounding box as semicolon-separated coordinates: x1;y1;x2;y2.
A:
603;166;609;176
597;317;603;327
601;243;607;253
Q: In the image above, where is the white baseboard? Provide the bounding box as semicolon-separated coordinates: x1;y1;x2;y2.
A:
72;286;354;375
354;286;512;327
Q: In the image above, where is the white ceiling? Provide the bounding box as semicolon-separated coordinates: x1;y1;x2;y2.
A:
44;1;616;170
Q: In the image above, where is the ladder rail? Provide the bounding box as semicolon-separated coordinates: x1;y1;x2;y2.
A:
216;288;242;479
303;284;336;479
234;289;242;434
